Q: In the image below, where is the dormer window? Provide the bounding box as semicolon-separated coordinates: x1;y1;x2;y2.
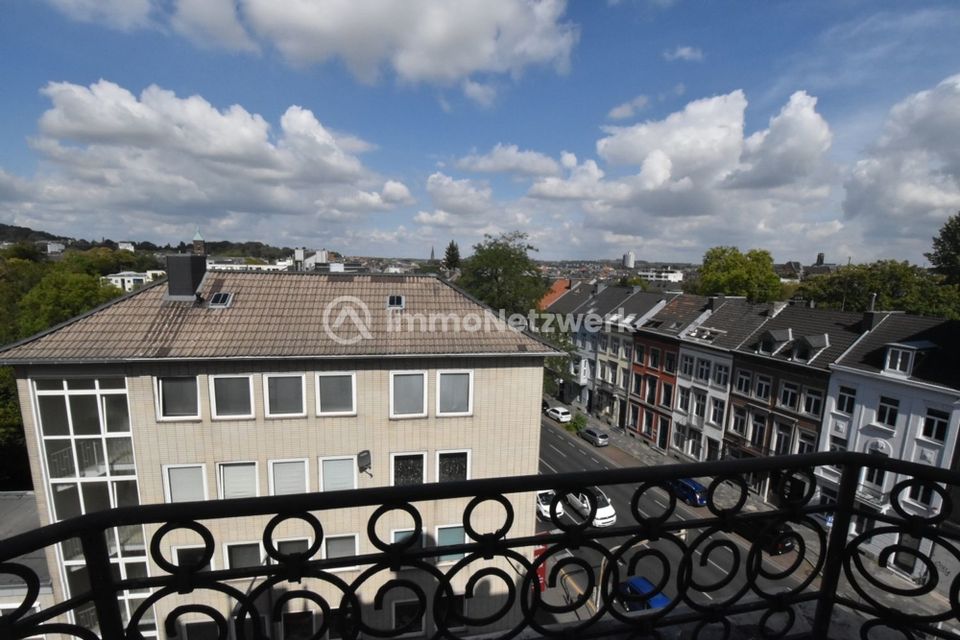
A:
757;328;792;355
387;294;405;310
793;334;829;363
886;347;912;374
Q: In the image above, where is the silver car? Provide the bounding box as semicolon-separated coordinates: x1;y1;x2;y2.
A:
579;427;609;447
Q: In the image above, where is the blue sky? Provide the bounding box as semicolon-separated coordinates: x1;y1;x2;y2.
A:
1;1;960;263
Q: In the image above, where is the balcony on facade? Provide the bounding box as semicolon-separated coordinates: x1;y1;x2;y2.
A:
2;453;959;640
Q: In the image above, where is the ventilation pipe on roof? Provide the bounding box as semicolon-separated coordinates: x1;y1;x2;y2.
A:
869;292;877;312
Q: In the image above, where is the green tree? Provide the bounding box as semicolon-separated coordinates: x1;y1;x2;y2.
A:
542;330;575;397
926;211;960;285
799;261;960;318
17;270;121;337
443;240;461;271
459;232;549;315
697;246;781;302
617;275;649;290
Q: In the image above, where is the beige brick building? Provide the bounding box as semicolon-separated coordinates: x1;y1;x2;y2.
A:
0;258;555;639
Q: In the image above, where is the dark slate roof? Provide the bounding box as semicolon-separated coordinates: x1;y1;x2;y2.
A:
837;313;960;389
683;298;779;350
611;290;678;324
0;272;557;363
576;285;638;317
640;294;711;336
736;304;865;370
544;281;595;315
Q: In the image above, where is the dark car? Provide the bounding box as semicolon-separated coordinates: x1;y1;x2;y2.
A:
542;399;549;413
666;478;707;507
731;519;796;555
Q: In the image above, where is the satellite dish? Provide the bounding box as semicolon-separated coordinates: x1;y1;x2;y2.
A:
358;450;372;475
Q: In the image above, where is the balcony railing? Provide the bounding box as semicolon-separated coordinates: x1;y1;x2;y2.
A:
1;452;959;639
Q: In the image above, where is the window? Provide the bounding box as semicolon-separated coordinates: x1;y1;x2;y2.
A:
390;371;426;418
755;376;771;400
678;388;690;412
863;448;887;487
392;600;424;638
391;453;425;486
679;355;694;377
837;386;857;414
660;382;673;408
909;483;935;506
599;335;608;352
645;376;657;404
696;359;711;381
773;424;792;455
320;457;357;492
877;397;899;428
664;352;676;373
175;546;212;572
282;611;315;640
210;375;253;419
779;382;799;410
208;292;233;308
711;398;725;425
323;534;359;571
264;374;305;417
643;410;654;435
226;543;262;569
436;593;467;631
635;345;645;364
712;364;729;387
735;370;751;394
731;407;747;435
388;294;405;309
623;343;633;362
157;376;199;419
694;393;707;419
277;539;311;557
392;528;425;550
218;462;258;499
436;525;466;564
437;371;473;416
796;431;814;454
923;409;949;442
270;460;308;495
619;367;627;389
317;372;356;416
648;348;661;369
750;414;766;449
829;435;847;454
609;338;620;356
438;450;470;483
803;389;823;416
632;373;642;395
886;347;912;374
165;465;206;503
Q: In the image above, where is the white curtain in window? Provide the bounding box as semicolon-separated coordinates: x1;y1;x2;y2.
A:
221;463;256;499
168;466;204;502
393;374;424;415
439;373;470;413
322;458;355;491
272;461;306;495
325;536;356;559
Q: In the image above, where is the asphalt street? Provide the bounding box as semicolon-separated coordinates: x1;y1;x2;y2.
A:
535;416;813;619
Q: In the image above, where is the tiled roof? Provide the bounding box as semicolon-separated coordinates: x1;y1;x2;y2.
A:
538;279;572;310
683;298;777;350
640;294;710;336
736;304;865;370
837;313;960;389
0;272;557;363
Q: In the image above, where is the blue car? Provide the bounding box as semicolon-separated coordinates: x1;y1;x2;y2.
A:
615;576;672;612
666;478;707;507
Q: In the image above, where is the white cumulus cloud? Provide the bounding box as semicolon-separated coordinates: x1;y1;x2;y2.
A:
456;143;560;176
663;46;703;62
607;95;649;120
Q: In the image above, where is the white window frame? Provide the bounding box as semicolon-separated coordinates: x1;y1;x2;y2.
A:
390;451;427;486
209;375;255;420
755;376;771;400
389;371;428;419
837;386;857;414
263;373;307;418
713;364;729;387
434;524;467;566
316;372;357;417
435;450;471;483
435;370;474;417
679;354;694;377
886;347;912;374
778;381;799;410
223;541;264;570
391;528;426;548
803;388;823;416
268;458;309;496
217;461;259;500
154;376;201;422
391;599;425;639
735;370;752;394
922;408;950;443
322;533;360;572
274;536;313;559
172;544;215;571
162;463;207;503
319;455;358;492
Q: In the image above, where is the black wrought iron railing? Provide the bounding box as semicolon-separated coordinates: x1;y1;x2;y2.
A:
1;452;959;639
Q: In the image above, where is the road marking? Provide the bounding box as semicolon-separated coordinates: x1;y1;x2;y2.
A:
540;459;559;473
549;444;567;458
567;441;577;447
590;457;600;464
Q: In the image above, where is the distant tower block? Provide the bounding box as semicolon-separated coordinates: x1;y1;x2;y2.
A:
623;251;636;269
193;228;206;256
816;252;825;266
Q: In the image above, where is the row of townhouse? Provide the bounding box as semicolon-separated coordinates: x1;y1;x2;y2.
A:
546;286;960;581
0;251;556;639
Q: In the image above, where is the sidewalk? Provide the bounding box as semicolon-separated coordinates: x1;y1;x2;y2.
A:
543;394;955;635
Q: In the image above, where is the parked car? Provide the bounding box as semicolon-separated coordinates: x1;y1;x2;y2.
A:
615;576;672;612
579;427;609;447
666;478;707;507
731;519;796;555
566;487;617;527
542;399;549;413
536;490;565;520
546;406;572;423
